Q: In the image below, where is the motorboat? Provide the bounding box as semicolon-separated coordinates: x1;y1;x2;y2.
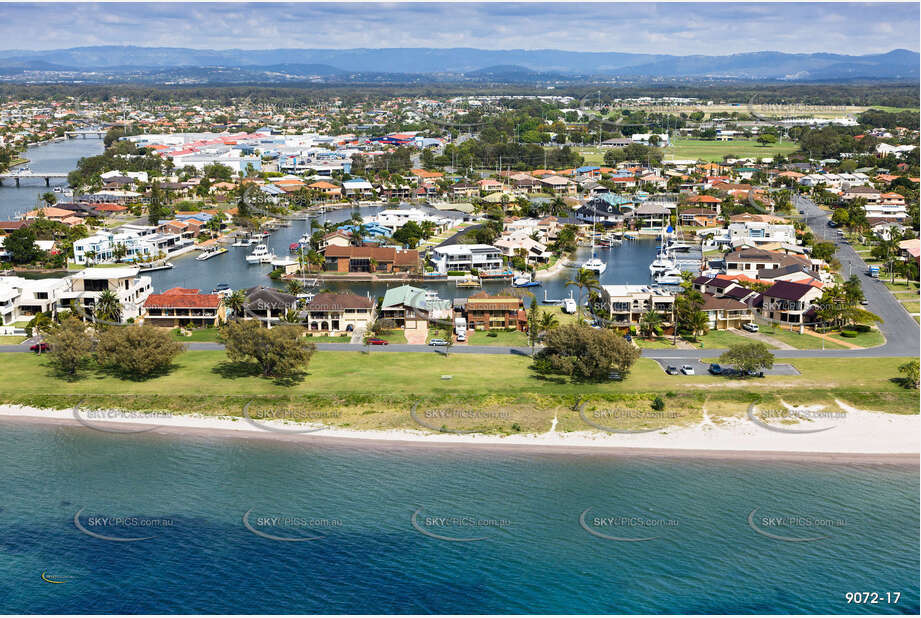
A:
649;253;676;276
196;247;227;261
513;275;541;288
562;292;578;314
654;267;683;285
245;244;275;264
580;214;607;274
212;283;233;297
232;237;254;247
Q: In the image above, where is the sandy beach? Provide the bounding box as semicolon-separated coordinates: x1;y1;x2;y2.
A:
0;401;917;462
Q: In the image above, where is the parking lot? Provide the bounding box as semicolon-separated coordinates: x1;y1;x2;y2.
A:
652;359;801;377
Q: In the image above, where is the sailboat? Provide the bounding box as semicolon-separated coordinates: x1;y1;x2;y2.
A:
580;213;607;274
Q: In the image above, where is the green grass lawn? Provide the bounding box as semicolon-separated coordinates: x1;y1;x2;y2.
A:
634;336;678;349
884;281;920;293
683;330;761;349
467;329;529;346
664;138;800;162
900;301;920;314
172;328;222;342
0;352;915;432
826;329;886;348
756;325;847;350
306;335;353;343
0;336;25;344
366;329;407;344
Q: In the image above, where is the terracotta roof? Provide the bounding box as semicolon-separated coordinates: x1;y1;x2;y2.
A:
689;195;722;204
324;246;418;265
145;289;221;309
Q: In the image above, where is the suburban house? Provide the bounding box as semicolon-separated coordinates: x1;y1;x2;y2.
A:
243;286;297;325
539;175;577;195
308;181;342;199
320;230;352;250
380;284;452;329
0;275;68;327
686;195;722;213
143;287;226;327
323;246;419;273
760;281;824;329
430;244;504;274
305;292;374;335
699;293;754;330
599;285;676;331
56;267;153;322
462;291;526;331
678;208;720;226
629;203;671;231
723;248;815;277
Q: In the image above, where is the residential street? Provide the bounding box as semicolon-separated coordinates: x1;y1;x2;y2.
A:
794;193;919;357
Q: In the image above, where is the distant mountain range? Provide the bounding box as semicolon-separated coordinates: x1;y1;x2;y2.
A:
0;46;916;82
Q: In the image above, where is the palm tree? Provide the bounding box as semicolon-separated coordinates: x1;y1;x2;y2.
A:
225;289;247;321
566;268;600;321
286;280;305;296
94;289;122;324
639;309;662;339
538;310;559;338
687;310;709;341
84;250;97;266
40;192;57;207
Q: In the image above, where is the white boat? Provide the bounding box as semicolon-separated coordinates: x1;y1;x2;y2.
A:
245;244;275;264
649;254;676;276
562;292;578;314
232;237;254;247
580;214;607;274
655;267;683;285
513;275;541;288
196;247;227;261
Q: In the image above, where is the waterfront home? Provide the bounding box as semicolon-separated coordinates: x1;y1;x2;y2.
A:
0;275;68;327
760;280;824;330
686;194;722;213
342;178;375;197
699;293;754;330
243;286;297;326
678;208;720;226
430;244;504;275
372;207;453;233
380;284;452;329
308;180;342;199
494;231;551;266
56;267;153;322
462;291;526;331
305;292;374;335
539;175;577;195
629;203;670;231
320;231;352;250
599;285;675;332
723;248;815;277
143;287;226;328
323;246;419;273
22;207;76;223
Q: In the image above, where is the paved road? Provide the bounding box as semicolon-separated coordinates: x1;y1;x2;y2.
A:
794;193;919;357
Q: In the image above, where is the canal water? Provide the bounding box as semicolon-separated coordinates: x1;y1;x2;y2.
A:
0;139;661;302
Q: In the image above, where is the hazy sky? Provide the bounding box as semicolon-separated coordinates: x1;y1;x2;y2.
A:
1;2;918;55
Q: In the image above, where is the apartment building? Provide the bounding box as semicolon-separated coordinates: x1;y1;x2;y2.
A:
56;267;153;322
599;285;676;331
430;244;504;274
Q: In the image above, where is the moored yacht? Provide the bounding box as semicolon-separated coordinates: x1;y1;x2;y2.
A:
245;244;275;264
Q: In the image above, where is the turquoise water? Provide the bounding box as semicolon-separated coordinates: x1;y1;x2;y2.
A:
0;422;917;614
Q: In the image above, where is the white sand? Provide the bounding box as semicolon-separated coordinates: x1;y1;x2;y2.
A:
0;400;917;459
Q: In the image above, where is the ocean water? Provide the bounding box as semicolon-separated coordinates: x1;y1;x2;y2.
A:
0;422;916;614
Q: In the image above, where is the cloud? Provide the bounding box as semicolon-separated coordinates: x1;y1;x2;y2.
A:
0;2;917;54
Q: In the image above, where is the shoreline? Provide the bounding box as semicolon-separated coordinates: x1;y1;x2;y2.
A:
0;403;917;463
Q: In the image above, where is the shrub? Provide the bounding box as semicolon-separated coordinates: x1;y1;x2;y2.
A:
651;396;665;411
840;330;858;338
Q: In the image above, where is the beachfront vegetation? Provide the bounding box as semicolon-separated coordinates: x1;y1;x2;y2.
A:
535;324;640;381
221;321;316;381
45;317;94;377
718;343;775;376
0;351;917;435
95;324;185;379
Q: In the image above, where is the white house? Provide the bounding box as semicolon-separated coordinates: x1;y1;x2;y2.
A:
430;244;504;274
56;267;153;322
0;276;68;328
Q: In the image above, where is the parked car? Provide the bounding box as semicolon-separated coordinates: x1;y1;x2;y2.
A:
429;338;449;346
456;332;466;342
665;365;679;375
367;338;389;346
708;363;722;375
860;299;869;306
680;364;695;375
746;369;765;378
30;342;50;353
742;322;759;333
